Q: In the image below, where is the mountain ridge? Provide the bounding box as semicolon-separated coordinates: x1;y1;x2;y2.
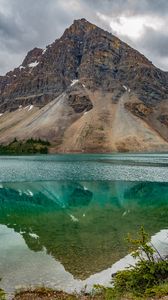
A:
0;18;168;152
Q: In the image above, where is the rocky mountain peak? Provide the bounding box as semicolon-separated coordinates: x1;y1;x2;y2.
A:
0;18;167;115
62;18;97;40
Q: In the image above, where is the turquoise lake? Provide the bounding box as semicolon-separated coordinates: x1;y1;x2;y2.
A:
0;154;168;295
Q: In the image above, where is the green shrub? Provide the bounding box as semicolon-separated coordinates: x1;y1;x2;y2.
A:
145;282;168;297
112;226;168;297
114;260;168;296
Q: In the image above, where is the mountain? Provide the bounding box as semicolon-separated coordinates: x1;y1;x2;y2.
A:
0;18;168;152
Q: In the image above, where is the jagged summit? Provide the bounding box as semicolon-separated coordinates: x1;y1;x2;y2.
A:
70;18;95;28
74;18;89;23
73;18;92;26
0;19;168;152
62;18;97;43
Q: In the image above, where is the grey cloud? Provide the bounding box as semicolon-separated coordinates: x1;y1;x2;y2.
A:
84;0;168;16
139;27;168;57
0;0;74;73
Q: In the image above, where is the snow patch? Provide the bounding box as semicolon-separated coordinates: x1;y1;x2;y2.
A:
29;233;39;239
0;113;3;117
71;79;79;86
70;214;79;222
18;189;22;196
122;210;130;217
27;189;33;196
28;105;34;111
123;85;131;92
23;105;33;111
24;189;33;196
28;61;39;68
42;48;47;55
13;75;17;77
19;65;25;70
82;84;86;88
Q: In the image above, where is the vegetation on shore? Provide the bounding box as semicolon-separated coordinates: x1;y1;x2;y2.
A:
14;288;77;300
12;283;168;300
0;138;50;154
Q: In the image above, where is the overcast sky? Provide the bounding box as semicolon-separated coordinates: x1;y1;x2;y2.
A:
0;0;168;75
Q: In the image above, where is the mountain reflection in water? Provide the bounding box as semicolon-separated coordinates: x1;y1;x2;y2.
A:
0;180;168;279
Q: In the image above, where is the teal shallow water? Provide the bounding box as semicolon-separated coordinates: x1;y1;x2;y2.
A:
0;154;168;295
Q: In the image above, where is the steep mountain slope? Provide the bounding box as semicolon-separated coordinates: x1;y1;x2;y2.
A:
0;18;168;152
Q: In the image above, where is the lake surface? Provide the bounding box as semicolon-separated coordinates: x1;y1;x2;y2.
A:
0;154;168;296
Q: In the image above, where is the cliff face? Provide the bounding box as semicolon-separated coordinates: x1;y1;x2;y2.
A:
0;18;168;152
